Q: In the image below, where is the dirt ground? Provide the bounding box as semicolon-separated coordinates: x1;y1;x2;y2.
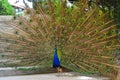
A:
0;72;111;80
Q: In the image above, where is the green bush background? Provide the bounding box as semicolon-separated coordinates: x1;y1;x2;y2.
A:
0;0;14;15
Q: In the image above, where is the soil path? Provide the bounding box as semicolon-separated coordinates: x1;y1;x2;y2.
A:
0;72;110;80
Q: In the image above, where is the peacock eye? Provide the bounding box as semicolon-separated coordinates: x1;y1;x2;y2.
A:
18;21;22;25
54;4;57;8
80;34;84;38
35;10;39;14
50;35;54;38
95;38;98;41
87;44;90;48
4;38;8;42
93;21;96;24
41;26;45;29
26;10;30;14
111;30;116;34
47;11;50;14
49;26;52;30
19;36;25;41
62;39;65;42
38;18;42;22
95;29;99;34
37;33;41;37
104;33;107;36
69;27;73;31
29;19;32;22
44;2;47;5
24;27;28;30
13;16;16;20
55;37;59;41
53;13;56;16
103;45;106;48
14;31;19;35
34;26;39;29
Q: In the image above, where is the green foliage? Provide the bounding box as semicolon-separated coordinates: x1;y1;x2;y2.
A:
91;0;120;29
0;0;14;15
114;0;120;29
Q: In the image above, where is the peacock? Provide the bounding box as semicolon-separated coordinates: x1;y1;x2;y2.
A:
1;0;120;79
53;48;62;72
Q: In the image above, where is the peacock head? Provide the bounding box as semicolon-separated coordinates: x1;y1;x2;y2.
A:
54;48;57;52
